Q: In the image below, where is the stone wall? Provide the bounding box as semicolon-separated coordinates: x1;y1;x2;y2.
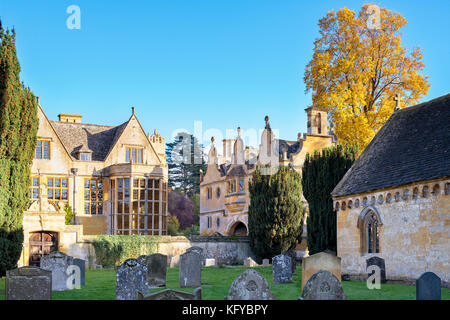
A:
334;178;450;287
81;235;253;267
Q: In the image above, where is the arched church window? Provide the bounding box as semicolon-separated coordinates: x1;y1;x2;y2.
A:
317;113;322;134
216;187;221;198
362;211;380;254
432;184;440;196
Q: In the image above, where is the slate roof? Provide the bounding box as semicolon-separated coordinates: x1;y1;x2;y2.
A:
227;165;247;176
278;139;300;157
332;94;450;197
50;120;129;161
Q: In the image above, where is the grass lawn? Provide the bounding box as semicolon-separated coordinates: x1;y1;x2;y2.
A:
0;266;448;300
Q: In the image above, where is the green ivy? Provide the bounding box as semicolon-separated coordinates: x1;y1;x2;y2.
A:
64;204;76;225
91;235;161;267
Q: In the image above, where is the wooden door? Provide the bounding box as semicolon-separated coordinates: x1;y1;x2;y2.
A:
29;232;58;266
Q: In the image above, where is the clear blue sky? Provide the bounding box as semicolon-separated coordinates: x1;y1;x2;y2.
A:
1;0;449;150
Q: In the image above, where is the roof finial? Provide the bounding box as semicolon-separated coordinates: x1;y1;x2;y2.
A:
36;96;40;105
393;94;401;112
211;136;215;144
265;115;270;129
131;106;135;115
237;127;241;137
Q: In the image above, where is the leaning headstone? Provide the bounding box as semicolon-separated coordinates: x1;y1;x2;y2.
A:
143;253;167;287
262;259;270;266
40;251;74;291
301;251;341;290
136;287;202;300
244;257;258;267
6;267;52;300
416;272;441;300
205;258;216;267
179;251;202;288
300;270;346;300
73;258;86;286
272;254;293;284
282;250;297;274
366;256;386;283
116;258;148;300
226;269;275;300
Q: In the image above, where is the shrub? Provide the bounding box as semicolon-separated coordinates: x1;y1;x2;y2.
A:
167;215;180;235
91;235;160;267
64;204;76;225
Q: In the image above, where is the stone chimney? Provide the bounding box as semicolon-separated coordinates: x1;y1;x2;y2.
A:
58;114;82;123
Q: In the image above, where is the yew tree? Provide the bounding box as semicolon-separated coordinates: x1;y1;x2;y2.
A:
0;23;39;275
304;4;429;152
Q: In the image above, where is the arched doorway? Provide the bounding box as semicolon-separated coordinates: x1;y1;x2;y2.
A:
229;222;248;236
29;231;58;266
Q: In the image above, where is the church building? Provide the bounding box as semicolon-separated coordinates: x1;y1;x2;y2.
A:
199;106;336;251
332;94;450;287
21;101;168;267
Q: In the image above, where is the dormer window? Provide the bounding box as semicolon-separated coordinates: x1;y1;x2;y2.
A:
126;147;143;164
77;144;92;161
80;152;92;161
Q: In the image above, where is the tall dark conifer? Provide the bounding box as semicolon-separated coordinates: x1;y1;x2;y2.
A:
302;145;357;255
248;166;305;260
0;24;39;275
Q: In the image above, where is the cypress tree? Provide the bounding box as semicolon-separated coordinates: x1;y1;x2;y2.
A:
248;165;305;260
0;24;39;275
302;144;357;255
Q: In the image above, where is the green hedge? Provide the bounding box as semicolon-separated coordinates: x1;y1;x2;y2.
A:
91;235;161;267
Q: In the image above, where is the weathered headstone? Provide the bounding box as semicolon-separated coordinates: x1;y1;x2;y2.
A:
301;251;341;290
366;256;386;283
262;259;270;266
40;251;74;291
205;258;216;267
416;272;441;300
73;258;86;286
116;258;148;300
244;257;258;267
272;254;293;284
282;250;297;274
136;287;202;300
6;267;52;300
179;251;202;288
226;269;275;300
300;270;346;300
140;253;167;287
186;246;204;259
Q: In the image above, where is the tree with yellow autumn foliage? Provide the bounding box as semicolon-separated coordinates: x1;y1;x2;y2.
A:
304;4;430;152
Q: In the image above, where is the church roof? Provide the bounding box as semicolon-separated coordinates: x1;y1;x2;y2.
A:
332;94;450;198
50;120;129;161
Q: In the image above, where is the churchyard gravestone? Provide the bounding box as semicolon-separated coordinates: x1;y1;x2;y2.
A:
416;272;441;300
40;251;74;291
226;269;275;300
301;251;341;290
282;250;297;274
366;256;386;283
262;259;270;266
73;258;86;286
300;270;346;300
6;267;52;300
179;251;202;288
116;258;148;300
136;287;202;300
205;258;216;267
186;246;204;259
139;253;167;287
272;254;293;284
244;257;258;267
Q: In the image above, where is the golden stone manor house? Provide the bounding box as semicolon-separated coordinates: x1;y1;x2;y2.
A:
20;102;169;267
199;106;336;247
